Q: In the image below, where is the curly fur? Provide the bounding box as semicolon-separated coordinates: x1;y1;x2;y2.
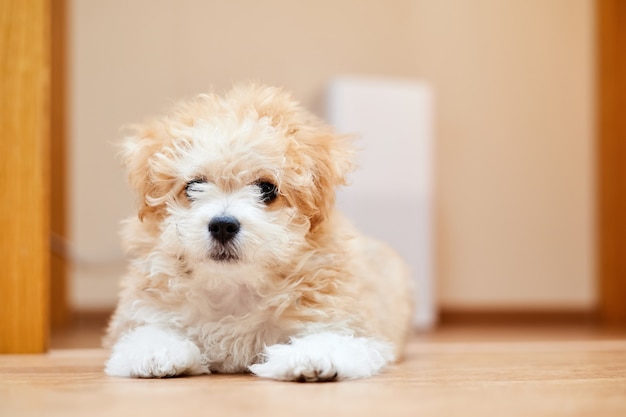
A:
104;84;414;381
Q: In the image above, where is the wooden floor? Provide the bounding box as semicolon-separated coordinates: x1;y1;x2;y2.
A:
1;324;626;417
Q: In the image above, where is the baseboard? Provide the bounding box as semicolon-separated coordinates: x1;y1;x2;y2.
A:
438;308;598;326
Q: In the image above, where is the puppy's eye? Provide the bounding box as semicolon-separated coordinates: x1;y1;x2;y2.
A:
256;181;278;204
185;178;206;199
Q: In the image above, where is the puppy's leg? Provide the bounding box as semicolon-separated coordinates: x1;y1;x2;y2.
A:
105;325;209;378
249;332;394;382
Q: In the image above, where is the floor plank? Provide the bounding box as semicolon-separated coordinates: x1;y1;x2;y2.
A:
1;329;626;417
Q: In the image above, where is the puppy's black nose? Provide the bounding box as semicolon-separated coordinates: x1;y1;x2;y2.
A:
208;216;240;244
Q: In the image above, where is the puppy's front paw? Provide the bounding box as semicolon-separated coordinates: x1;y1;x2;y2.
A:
105;326;209;378
249;332;394;382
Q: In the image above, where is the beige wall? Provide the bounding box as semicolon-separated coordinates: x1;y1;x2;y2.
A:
68;0;595;310
408;0;596;308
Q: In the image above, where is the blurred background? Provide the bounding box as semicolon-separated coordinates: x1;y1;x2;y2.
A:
7;0;626;355
61;0;595;322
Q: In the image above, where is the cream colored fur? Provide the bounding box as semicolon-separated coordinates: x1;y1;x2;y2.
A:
104;84;413;382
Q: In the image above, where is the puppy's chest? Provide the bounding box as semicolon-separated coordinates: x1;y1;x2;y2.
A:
190;285;284;372
181;263;263;317
200;284;259;319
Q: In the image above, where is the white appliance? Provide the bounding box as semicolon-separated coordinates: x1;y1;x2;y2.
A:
326;76;436;330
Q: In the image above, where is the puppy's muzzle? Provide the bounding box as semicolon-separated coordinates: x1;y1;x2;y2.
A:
208;215;240;244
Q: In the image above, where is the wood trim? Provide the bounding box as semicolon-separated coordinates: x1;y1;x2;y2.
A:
0;0;51;352
439;308;597;326
597;0;626;325
50;0;69;328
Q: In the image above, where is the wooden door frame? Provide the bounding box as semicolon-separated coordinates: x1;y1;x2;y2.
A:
597;0;626;325
50;0;69;328
0;0;51;353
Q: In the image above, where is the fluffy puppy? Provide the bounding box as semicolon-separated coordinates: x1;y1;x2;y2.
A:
104;84;413;382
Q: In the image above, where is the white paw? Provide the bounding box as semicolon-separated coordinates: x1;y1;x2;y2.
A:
105;326;209;378
249;332;394;382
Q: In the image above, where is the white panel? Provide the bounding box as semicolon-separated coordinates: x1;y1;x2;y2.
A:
326;77;435;329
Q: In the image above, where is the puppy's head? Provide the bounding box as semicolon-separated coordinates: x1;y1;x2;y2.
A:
121;84;352;269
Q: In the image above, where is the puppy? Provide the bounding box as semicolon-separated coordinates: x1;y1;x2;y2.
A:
104;84;413;382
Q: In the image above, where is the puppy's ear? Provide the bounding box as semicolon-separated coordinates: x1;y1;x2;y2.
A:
120;121;179;221
287;128;354;232
232;83;354;232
